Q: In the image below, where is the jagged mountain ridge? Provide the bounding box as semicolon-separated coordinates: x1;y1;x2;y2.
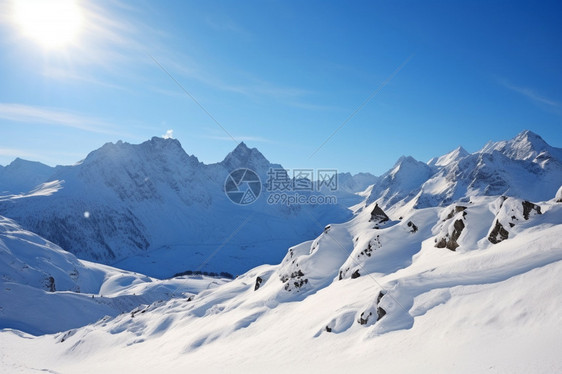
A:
0;138;351;278
0;158;54;194
366;130;562;212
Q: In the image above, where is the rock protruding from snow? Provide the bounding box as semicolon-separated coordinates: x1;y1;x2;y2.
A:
522;200;542;220
435;207;467;251
487;197;542;244
369;204;390;224
254;276;263;291
358;291;386;326
436;219;465;251
488;220;510;244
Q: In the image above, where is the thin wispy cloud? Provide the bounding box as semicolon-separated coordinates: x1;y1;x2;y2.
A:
153;55;312;100
0;103;129;136
501;81;562;109
42;67;133;93
0;147;40;160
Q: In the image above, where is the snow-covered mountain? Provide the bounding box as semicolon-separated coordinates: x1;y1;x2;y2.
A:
366;130;562;213
0;158;54;195
0;130;561;373
2;181;560;373
0;139;351;278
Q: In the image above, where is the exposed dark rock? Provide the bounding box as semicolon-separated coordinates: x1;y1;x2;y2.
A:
325;326;332;333
46;276;56;292
281;268;307;292
407;221;418;233
377;291;385;304
445;206;467;221
522;201;542;220
377;307;386;321
488;219;509;244
254;276;263;291
369;204;390;224
436;219;465;251
358;311;372;325
351;269;361;279
324;225;331;233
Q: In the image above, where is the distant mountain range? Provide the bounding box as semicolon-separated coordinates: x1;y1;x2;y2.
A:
0;139;353;277
365;130;562;213
0;130;560;278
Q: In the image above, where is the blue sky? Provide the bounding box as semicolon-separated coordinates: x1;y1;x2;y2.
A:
0;0;561;175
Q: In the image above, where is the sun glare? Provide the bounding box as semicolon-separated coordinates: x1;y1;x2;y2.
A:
14;0;83;49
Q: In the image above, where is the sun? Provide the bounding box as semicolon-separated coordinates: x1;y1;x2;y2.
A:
14;0;83;49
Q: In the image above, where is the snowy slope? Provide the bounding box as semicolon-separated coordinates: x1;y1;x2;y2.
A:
0;215;230;335
0;139;351;277
1;188;560;373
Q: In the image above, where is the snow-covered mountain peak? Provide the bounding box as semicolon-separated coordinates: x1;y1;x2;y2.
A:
221;141;271;171
0;158;54;194
427;146;469;167
389;156;432;180
83;137;192;165
479;130;556;161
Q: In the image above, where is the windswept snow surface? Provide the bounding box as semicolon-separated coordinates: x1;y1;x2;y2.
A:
1;194;560;373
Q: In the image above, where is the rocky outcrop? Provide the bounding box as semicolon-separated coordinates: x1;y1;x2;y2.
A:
522;201;542;220
280;269;308;292
369;204;390;224
488;220;509;244
488;198;542;244
254;276;263;291
407;221;418;233
444;206;467;221
46;276;56;292
436;218;465;251
358;291;386;325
